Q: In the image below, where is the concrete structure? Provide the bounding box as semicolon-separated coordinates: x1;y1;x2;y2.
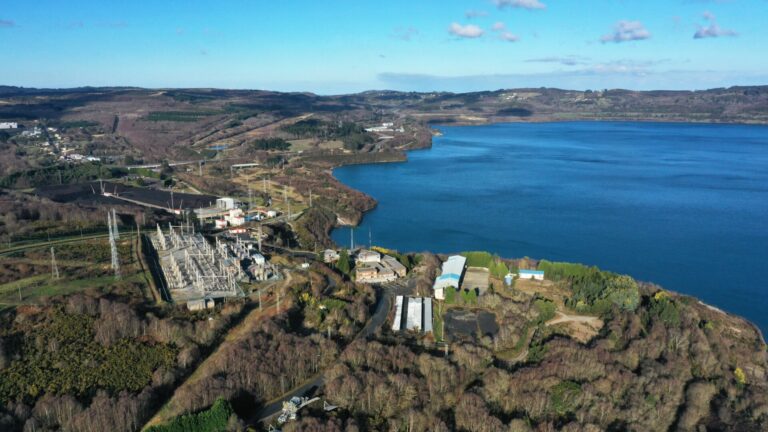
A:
356;249;381;264
504;273;514;286
194;207;230;220
519;269;545;281
186;298;215;311
0;122;18;129
433;255;467;300
381;255;407;277
323;249;340;263
356;265;380;281
392;296;433;334
216;197;237;210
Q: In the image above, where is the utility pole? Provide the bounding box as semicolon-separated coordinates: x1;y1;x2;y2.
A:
258;289;263;311
277;292;281;314
198;160;203;177
263;176;267;195
309;189;313;208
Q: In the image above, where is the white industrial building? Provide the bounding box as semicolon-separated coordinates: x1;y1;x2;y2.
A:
392;296;433;334
518;269;545;280
0;122;18;129
433;255;467;300
216;197;237;210
355;249;381;264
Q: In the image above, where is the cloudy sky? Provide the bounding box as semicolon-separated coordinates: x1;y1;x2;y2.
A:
0;0;766;93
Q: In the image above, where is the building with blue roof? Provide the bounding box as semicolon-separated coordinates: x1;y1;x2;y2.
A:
433;255;467;300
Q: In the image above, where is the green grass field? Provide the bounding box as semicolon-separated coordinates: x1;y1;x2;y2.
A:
0;235;147;305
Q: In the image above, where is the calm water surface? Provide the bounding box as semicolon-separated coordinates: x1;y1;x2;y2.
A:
332;122;768;334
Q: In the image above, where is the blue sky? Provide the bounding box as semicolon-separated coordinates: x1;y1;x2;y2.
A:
1;0;766;94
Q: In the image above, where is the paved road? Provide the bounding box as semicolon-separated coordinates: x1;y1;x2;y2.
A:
253;283;394;424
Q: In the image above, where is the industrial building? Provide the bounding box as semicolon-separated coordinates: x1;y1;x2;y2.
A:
518;269;545;280
433;255;467;300
216;197;237;210
0;122;18;129
392;296;433;333
150;224;244;306
354;249;407;283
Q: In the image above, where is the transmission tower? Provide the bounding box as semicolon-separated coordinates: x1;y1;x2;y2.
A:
258;224;263;253
50;247;59;280
108;212;121;279
111;208;120;240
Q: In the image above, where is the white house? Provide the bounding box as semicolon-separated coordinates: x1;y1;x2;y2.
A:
0;122;18;130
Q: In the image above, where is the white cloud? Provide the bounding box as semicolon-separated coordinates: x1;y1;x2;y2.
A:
448;23;484;38
491;22;518;42
494;0;546;10
499;31;519;42
600;20;651;43
694;12;737;39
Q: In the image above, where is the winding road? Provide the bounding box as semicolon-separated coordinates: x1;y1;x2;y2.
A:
253;282;395;424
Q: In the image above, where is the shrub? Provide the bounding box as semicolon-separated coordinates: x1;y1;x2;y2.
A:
550;381;582;416
146;398;234;432
250;137;291;151
444;286;457;304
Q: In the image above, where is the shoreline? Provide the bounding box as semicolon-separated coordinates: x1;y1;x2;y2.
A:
325;120;768;341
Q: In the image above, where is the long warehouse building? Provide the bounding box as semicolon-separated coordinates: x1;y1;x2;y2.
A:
392;296;433;334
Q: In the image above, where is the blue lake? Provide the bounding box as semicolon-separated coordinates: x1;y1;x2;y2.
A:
331;122;768;334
